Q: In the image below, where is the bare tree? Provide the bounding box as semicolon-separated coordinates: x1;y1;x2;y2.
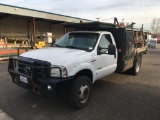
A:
151;18;160;34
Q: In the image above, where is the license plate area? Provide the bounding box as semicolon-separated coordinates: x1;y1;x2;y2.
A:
20;76;28;83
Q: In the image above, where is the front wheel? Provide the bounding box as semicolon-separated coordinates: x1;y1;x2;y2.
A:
70;76;92;109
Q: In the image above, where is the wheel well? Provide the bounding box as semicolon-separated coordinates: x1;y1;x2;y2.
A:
75;69;93;82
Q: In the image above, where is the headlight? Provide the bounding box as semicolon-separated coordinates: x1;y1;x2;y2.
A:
50;66;68;77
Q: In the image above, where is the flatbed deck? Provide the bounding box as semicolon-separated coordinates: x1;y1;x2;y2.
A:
136;46;147;53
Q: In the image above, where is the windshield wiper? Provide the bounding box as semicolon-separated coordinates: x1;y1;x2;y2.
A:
65;45;86;50
65;45;88;51
65;45;79;49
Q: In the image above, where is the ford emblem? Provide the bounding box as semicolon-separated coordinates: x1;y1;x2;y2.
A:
24;66;31;74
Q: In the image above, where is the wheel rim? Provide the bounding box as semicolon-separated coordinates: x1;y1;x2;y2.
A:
78;83;90;103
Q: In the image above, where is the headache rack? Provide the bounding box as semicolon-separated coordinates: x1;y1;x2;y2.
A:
64;17;139;31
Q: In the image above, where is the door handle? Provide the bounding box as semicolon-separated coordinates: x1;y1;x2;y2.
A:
91;59;96;62
98;67;102;70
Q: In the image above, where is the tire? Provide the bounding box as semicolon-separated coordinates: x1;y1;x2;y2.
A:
70;76;92;109
145;48;148;54
129;55;142;75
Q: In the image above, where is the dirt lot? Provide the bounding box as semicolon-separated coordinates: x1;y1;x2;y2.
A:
0;44;160;120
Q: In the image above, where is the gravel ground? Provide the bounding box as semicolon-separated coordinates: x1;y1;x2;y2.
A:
0;44;160;120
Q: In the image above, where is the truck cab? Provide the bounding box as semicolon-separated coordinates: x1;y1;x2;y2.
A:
52;31;117;81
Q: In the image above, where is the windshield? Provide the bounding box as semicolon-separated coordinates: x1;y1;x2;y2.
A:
55;32;99;51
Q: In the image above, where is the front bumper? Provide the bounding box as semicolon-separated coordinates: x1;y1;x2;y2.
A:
8;57;74;95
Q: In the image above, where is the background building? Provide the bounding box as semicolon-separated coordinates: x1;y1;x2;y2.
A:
0;3;91;47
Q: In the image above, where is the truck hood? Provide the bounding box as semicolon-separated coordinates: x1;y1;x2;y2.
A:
20;47;88;65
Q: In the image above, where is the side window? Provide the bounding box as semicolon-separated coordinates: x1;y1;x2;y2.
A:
99;34;112;48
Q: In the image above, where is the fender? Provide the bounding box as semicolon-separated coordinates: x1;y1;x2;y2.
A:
67;62;96;83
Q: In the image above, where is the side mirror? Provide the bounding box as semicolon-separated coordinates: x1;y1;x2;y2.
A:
108;44;116;55
97;46;108;55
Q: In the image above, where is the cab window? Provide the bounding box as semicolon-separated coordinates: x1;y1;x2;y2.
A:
98;34;112;54
99;34;112;48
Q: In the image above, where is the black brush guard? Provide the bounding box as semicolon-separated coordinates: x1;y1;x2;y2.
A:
8;57;73;95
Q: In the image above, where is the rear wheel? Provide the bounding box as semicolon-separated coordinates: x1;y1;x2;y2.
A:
129;55;142;75
70;76;92;109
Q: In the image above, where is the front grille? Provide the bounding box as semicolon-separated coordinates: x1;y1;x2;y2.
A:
17;57;51;79
18;61;32;76
33;61;50;78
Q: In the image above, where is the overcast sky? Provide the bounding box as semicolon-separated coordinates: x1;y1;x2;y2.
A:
0;0;160;31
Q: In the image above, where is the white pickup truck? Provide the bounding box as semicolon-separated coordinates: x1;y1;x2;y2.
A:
8;22;147;109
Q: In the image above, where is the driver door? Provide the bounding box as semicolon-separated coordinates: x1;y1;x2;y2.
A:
93;34;117;80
